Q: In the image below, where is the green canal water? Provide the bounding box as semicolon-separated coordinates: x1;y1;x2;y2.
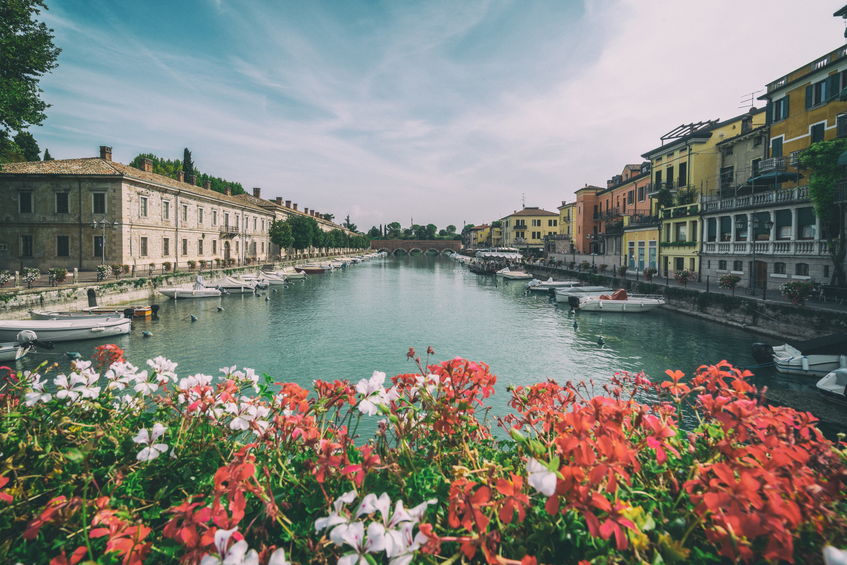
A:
13;254;842;432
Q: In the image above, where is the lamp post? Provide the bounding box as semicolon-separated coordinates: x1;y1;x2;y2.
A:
91;219;118;265
586;234;597;270
736;215;774;294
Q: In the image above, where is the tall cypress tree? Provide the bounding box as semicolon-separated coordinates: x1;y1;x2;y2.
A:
182;147;195;177
43;147;53;160
13;131;40;161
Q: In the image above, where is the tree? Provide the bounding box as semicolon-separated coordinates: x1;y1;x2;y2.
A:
13;131;39;161
343;214;357;232
182;148;195;178
386;222;402;238
445;224;456;234
0;0;61;135
42;147;52;160
425;224;437;240
798;138;847;286
322;213;335;222
288;215;319;250
269;219;293;251
367;226;381;239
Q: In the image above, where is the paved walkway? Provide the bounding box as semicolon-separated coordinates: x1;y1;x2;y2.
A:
525;263;847;314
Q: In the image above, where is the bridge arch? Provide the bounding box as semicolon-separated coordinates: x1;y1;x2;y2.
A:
392;248;408;255
408;248;423;255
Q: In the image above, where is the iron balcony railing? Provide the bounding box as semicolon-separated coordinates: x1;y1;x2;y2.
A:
701;186;810;213
757;157;786;173
220;225;240;235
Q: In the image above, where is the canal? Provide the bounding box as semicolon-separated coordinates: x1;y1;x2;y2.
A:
13;254;842;432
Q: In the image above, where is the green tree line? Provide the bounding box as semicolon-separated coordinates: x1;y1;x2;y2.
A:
270;215;370;253
128;150;245;196
366;222;461;240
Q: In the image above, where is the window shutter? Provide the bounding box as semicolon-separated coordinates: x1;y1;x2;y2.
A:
766;102;773;124
827;74;840;101
783;94;789;119
805;85;813;109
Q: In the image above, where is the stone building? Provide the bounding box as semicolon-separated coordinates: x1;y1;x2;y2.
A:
0;146;347;273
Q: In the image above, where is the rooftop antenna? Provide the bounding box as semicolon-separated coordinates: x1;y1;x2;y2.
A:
738;90;763;109
521;192;526;208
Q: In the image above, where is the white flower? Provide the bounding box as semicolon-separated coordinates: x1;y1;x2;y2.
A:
200;527;260;565
147;356;178;383
54;374;81;403
267;548;291;565
356;371;385;396
527;457;557;497
356;372;392;416
23;373;52;406
824;546;847;565
134;423;168;462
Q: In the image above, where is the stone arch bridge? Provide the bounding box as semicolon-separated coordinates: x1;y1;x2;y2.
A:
371;239;462;255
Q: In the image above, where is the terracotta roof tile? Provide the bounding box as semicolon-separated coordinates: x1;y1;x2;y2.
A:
508;207;558;217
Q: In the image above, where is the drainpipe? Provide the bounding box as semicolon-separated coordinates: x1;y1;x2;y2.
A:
78;179;84;271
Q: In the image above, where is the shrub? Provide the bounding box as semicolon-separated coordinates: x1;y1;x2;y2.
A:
673;269;693;286
579;260;591;271
643;267;657;281
598;263;608;272
780;281;814;305
187;260;197;270
47;267;67;284
0;270;13;287
162;262;172;272
110;264;122;278
96;265;109;282
0;354;844;564
199;260;207;269
719;273;741;291
122;264;130;274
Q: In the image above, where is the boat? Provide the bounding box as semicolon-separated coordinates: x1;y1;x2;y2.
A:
575;289;665;312
297;264;326;274
816;369;847;403
0;318;131;343
527;278;582;292
278;267;307;279
31;309;122;320
751;334;847;377
260;272;287;285
495;267;533;280
159;275;223;299
0;330;38;362
553;286;614;304
83;305;157;318
212;276;257;294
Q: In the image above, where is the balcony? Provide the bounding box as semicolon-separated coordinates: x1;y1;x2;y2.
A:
545;234;571;240
701;186;810;213
626;214;660;227
757;157;786;173
603;222;624;236
220;225;240;237
701;240;828;256
661;203;699;219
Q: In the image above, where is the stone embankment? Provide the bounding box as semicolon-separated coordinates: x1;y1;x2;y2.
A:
526;265;847;342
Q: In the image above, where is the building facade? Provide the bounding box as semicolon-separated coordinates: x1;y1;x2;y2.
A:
500;207;559;252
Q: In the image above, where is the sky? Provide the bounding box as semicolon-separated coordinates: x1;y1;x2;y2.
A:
31;0;847;230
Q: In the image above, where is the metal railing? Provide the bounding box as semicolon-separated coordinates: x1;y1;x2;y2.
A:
702;240;828;256
701;186;809;213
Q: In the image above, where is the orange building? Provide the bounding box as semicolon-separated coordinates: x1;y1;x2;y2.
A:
572;185;603;254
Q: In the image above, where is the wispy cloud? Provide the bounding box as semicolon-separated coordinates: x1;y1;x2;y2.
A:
31;0;845;228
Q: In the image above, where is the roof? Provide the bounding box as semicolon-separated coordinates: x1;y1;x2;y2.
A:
1;157;268;212
715;123;768;147
470;224;490;230
507;207;558;217
641;111;757;158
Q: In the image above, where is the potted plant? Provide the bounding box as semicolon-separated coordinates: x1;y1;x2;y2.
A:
579;260;591;271
644;267;657;281
0;270;11;287
598;264;608;272
199;260;207;270
96;264;109;282
162;262;172;273
111;264;122;278
48;267;67;285
780;281;814;305
23;267;40;288
122;264;130;274
674;269;693;286
719;273;741;295
187;260;197;270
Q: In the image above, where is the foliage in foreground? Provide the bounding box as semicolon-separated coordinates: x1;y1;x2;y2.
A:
0;346;846;564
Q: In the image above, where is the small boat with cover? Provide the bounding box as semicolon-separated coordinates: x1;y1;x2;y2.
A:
0;318;131;343
575;289;665;312
158;276;223;299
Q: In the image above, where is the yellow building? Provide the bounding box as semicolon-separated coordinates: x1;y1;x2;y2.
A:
469;224;491;248
558;201;575;239
500;207;559;253
759;43;847;187
641;111;766;277
621;203;660;272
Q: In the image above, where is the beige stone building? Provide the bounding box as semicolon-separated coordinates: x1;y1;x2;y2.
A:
0;146;348;272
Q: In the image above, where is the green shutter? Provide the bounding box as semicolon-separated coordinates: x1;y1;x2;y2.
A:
827;75;840;101
783;94;789;119
806;85;813;109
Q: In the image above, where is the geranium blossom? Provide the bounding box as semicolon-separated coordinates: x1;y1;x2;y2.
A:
133;423;168;462
147;356;178;383
526;458;557;497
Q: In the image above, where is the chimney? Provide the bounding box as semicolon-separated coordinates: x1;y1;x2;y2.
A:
293;203;298;211
304;207;309;215
274;197;283;204
226;187;232;196
204;180;211;189
177;171;185;182
187;174;196;185
285;200;291;207
99;146;112;161
141;158;153;173
252;187;261;198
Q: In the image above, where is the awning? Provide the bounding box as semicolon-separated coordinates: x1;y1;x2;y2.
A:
746;171;801;184
837;149;847;166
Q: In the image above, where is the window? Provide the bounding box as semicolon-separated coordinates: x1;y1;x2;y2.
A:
654;170;662;187
733;260;743;272
140;197;148;217
19;191;32;213
163;200;171;220
212;240;217;254
531;219;541;227
798;207;816;240
795;263;809;276
734;215;747;241
182;238;188;255
140;237;148;257
56;192;69;214
774;262;786;274
547;219;557;227
212;210;218;226
720;166;734;191
253;217;257;231
825;265;830;278
675;223;687;242
627;190;634;205
805;80;827;109
224;212;230;227
182;204;188;222
775;209;792;240
21;235;33;257
92;192;106;214
198;240;204;255
839;114;847;138
810;122;825;143
638;186;646;201
678;162;687;187
771;96;789;122
93;236;104;259
674;257;684;271
751;158;762;176
690;258;695;271
531;231;541;239
753;135;763;147
706;217;717;242
57;235;69;257
261;242;264;253
163;238;170;256
666;166;674;188
718;260;727;270
198;208;204;225
771;137;783;159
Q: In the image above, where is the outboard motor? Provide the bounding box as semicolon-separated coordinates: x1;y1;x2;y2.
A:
751;342;775;364
123;308;135;319
16;330;37;344
150;304;160;317
568;295;581;309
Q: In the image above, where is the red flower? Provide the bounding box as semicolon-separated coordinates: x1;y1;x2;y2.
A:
495;473;530;524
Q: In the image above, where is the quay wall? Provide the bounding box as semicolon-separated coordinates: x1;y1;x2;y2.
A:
0;256;350;318
526;265;847;342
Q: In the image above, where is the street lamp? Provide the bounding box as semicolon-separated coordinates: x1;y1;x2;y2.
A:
586;234;597;269
91;219;118;265
736;215;774;294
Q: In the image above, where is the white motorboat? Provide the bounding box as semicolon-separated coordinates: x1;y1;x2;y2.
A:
159;275;223;299
212;276;257;294
0;330;37;362
575;290;665;312
751;334;847;377
0;318;131;343
816;369;847;403
527;278;582;293
279;267;307;279
31;309;120;320
496;267;533;280
260;272;287;285
553;286;613;304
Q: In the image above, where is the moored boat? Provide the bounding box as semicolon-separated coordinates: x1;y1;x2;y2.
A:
751;334;847;377
0;330;38;362
816;368;847;403
575;289;665;312
212;276;257;294
278;267;307;279
31;309;121;320
297;264;326;274
527;278;581;292
158;287;222;299
495;267;533;280
0;318;131;343
553;286;614;304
